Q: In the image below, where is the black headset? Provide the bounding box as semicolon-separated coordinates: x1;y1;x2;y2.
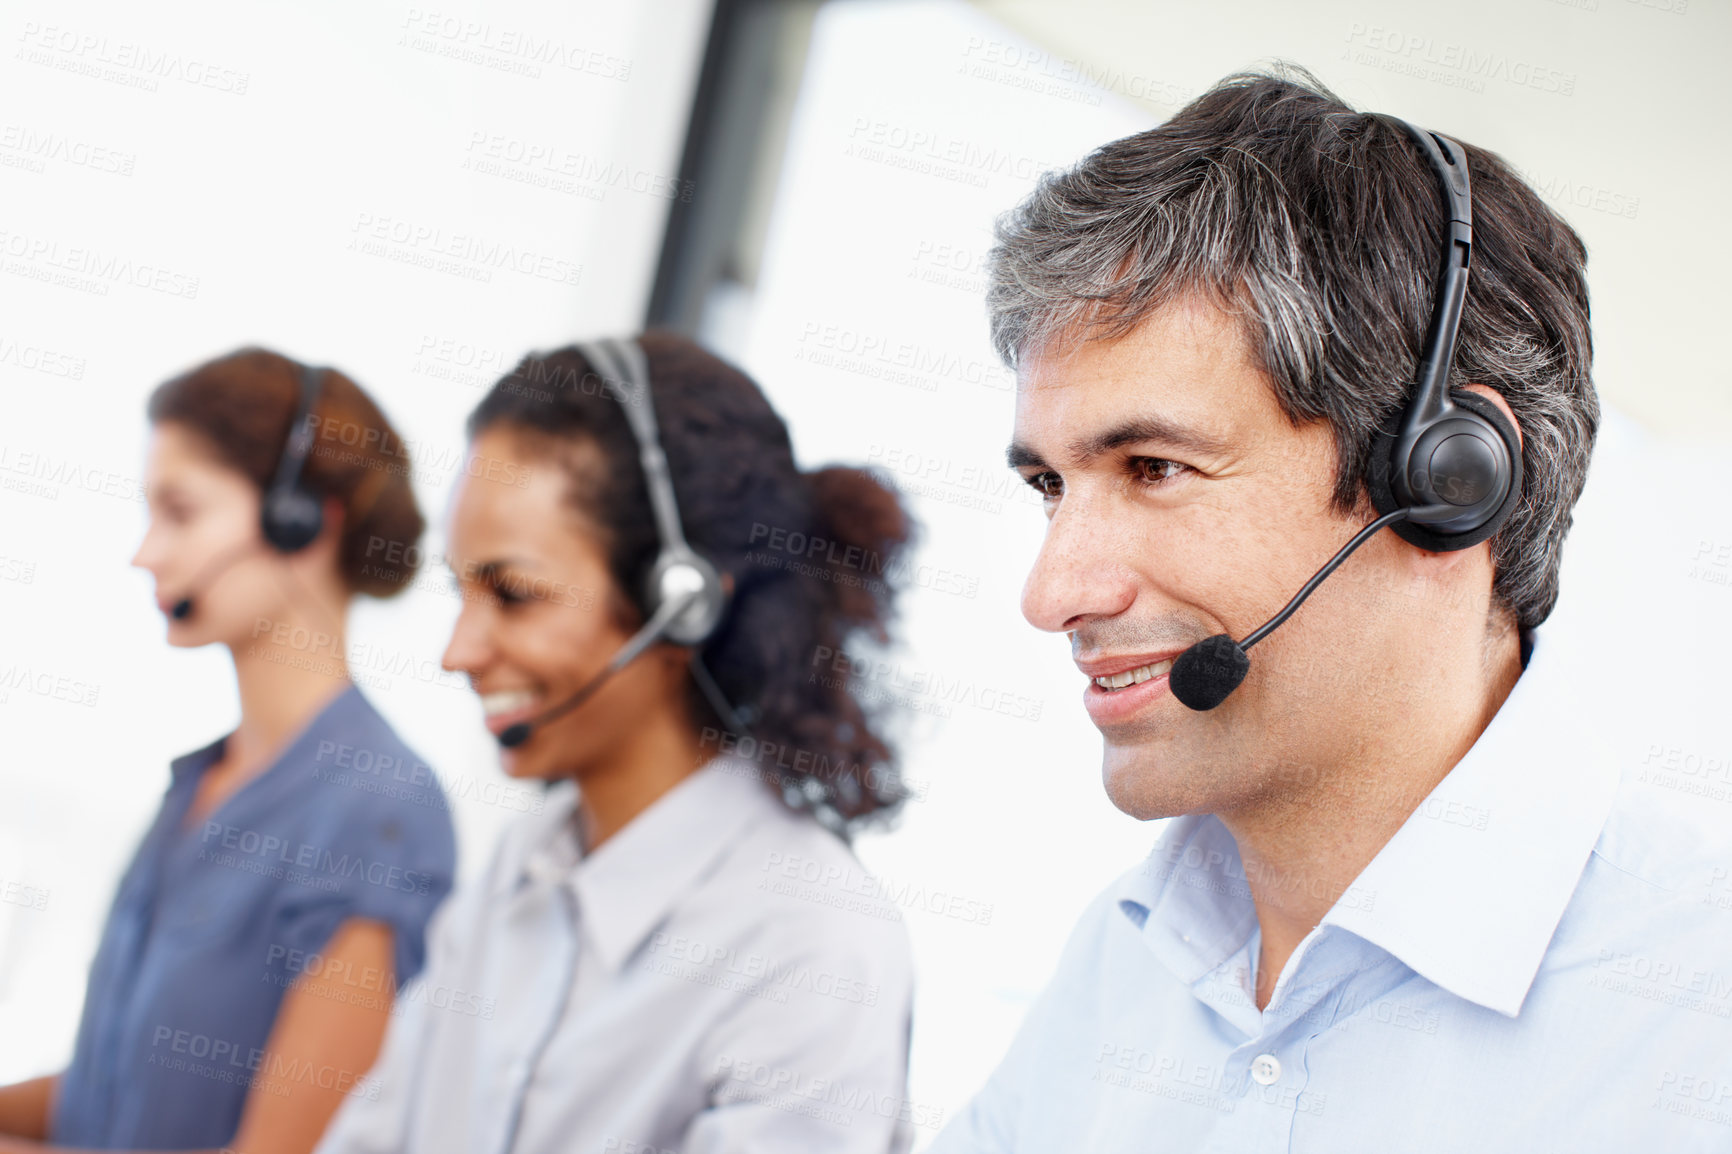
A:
1366;116;1522;551
260;362;329;552
170;362;329;620
496;337;747;748
1167;116;1524;710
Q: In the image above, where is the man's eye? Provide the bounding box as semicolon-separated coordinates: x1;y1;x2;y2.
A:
1133;457;1190;485
1026;471;1063;499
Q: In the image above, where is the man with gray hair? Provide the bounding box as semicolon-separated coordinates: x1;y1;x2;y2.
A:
931;70;1729;1152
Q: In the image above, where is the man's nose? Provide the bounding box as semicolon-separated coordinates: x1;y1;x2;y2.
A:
1021;495;1138;634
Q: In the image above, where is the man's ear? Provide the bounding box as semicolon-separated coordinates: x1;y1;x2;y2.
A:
1380;384;1519;571
1458;383;1522;452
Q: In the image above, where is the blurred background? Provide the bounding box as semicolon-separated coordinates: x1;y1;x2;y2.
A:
3;0;1728;1144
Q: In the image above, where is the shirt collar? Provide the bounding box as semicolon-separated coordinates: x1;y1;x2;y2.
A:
168;684;369;786
168;736;226;784
1113;812;1248;984
497;757;779;973
1119;629;1621;1019
1322;630;1620;1015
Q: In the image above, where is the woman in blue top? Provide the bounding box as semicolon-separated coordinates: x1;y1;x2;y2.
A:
0;349;457;1152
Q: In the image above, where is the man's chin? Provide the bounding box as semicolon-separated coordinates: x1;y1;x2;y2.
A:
1100;740;1213;821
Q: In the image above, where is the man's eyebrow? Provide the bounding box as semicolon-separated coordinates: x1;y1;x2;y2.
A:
1070;416;1233;463
1006;415;1233;472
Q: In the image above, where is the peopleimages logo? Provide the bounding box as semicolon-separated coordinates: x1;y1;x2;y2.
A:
198;821;435;895
0;124;135;176
0;334;87;379
15;22;251;94
793;321;1014;393
462;132;693;202
0;444;147;503
0;663;101;707
347;212;582;286
809;646;1042;723
714;1054;947;1130
303;413;532;488
398;8;632;81
1342;22;1577;96
0;228;200;299
758;850;995;927
264;943;497;1019
313;739;546;815
748;522;980;601
0;877;50;911
643;932;881;1007
147;1027;379;1100
845;118;1058;183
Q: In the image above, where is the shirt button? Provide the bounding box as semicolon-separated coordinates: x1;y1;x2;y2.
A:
1250;1054;1281;1085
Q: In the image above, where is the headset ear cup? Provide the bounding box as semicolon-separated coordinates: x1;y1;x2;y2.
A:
1368;388;1523;553
652;551;728;647
261;485;325;553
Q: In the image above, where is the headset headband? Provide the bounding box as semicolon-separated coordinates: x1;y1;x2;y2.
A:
272;363;323;499
582;338;697;557
574;337;727;649
1382;116;1475;439
258;362;328;554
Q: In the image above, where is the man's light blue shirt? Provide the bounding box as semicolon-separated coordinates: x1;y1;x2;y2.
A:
933;633;1732;1152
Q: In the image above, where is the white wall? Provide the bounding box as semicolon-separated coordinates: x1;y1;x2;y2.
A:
0;0;710;1079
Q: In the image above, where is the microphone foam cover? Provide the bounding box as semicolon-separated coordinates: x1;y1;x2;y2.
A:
1168;634;1250;711
498;722;532;749
171;598;194;621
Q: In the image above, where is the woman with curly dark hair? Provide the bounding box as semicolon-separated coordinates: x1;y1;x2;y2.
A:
316;333;921;1154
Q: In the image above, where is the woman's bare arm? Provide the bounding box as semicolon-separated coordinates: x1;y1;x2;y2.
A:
0;1076;55;1140
224;917;397;1154
0;919;396;1154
